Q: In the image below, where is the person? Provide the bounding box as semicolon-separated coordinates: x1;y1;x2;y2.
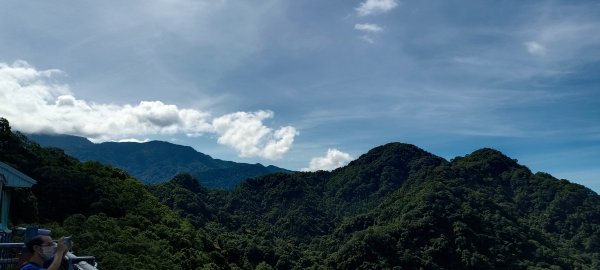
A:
20;235;68;270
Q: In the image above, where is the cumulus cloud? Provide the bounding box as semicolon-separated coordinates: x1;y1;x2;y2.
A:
355;23;383;33
525;41;547;56
0;60;296;160
302;148;353;172
356;0;399;17
212;111;297;160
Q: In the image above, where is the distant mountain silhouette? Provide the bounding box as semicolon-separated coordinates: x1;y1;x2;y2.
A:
27;133;291;188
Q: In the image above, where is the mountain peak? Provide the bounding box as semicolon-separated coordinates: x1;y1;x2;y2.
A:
328;142;447;203
349;142;441;167
468;147;518;165
452;147;522;176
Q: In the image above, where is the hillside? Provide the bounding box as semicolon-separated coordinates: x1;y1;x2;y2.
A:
152;143;600;269
4;117;600;269
27;133;290;188
1;119;220;269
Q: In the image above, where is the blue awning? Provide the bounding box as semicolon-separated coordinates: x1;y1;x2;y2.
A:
0;161;36;187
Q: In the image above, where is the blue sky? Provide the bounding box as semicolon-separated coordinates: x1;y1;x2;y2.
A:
1;0;599;191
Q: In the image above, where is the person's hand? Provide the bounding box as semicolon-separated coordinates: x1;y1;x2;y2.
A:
56;237;68;255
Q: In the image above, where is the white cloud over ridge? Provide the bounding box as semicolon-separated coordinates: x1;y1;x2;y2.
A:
213;111;298;160
117;138;151;143
0;60;297;160
302;148;353;172
356;0;399;17
355;23;383;33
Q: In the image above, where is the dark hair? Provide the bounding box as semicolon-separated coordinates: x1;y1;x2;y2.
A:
25;235;46;253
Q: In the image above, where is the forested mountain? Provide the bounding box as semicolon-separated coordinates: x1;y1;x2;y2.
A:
151;144;600;269
1;119;219;269
27;133;289;188
4;118;600;269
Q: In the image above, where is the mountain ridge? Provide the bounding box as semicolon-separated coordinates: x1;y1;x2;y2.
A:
27;133;291;188
150;141;600;268
2;116;598;269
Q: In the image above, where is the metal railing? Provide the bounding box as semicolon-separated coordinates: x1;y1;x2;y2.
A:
0;243;22;270
65;252;98;270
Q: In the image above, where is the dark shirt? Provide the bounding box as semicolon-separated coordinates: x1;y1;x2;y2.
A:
19;262;44;270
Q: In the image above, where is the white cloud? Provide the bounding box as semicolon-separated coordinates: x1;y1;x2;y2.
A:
0;60;297;160
525;41;547;56
360;35;375;44
117;138;151;143
302;148;353;172
212;111;298;160
354;23;383;33
355;24;383;44
356;0;399;17
262;126;297;160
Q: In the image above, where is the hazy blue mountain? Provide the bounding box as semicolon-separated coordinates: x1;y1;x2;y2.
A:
27;133;291;188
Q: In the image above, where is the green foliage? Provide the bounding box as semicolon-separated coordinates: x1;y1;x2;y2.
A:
149;142;600;269
4;118;600;269
2;118;218;269
148;173;218;227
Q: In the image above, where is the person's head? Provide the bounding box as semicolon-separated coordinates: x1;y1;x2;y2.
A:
25;235;56;259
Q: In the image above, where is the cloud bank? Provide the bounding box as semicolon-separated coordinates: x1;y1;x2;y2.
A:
0;60;296;160
302;148;353;171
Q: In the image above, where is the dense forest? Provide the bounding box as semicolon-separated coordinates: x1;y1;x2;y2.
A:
3;117;600;269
